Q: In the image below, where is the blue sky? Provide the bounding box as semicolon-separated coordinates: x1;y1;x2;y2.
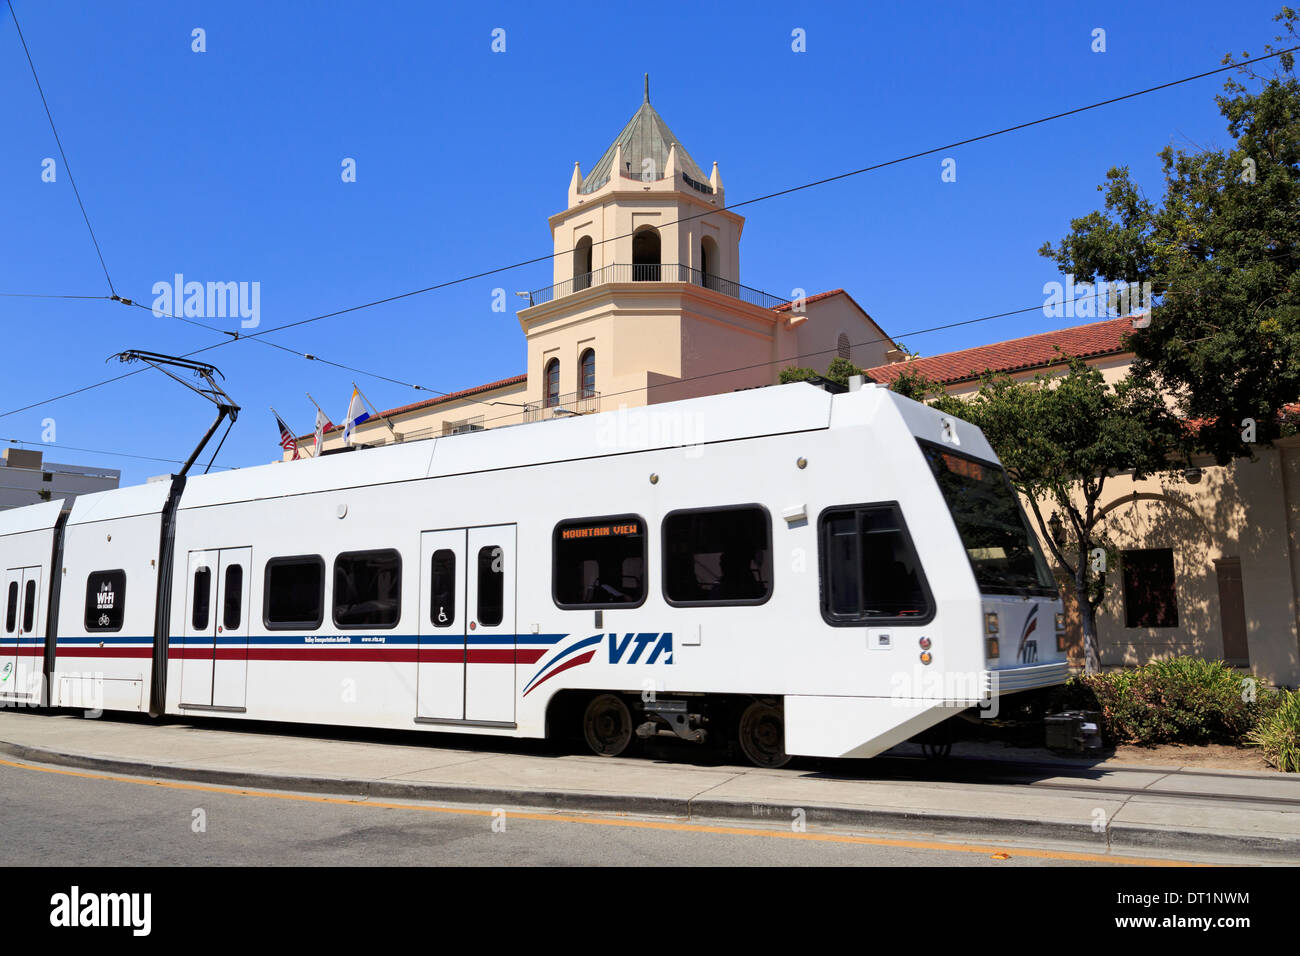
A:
0;0;1291;484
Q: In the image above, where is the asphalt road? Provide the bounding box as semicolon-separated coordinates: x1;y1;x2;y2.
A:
0;758;1178;867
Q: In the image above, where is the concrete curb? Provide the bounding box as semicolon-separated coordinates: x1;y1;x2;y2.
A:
4;737;1298;860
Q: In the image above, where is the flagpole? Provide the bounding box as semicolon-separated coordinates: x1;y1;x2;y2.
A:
353;382;399;440
270;407;301;460
306;392;332;458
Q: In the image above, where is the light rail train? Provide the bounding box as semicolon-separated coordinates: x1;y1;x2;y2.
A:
0;381;1067;766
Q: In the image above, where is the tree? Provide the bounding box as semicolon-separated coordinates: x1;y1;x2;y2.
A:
905;358;1184;673
1039;7;1300;462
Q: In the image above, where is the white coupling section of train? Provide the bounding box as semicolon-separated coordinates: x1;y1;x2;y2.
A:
0;381;1068;767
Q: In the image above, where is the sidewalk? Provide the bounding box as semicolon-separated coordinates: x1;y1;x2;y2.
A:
1;710;1297;862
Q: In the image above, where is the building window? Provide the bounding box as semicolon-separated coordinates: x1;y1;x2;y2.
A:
223;565;243;631
1122;548;1178;628
477;546;504;627
700;235;720;291
579;349;596;399
554;515;646;608
334;550;402;629
192;567;212;631
84;570;126;633
264;556;324;630
663;505;772;606
574;236;593;291
837;333;851;360
545;358;560;408
443;416;485;436
430;550;456;627
632;227;661;281
819;503;933;625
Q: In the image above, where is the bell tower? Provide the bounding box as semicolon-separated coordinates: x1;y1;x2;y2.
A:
550;74;741;289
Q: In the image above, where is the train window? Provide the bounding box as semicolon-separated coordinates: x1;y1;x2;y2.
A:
5;582;16;633
553;515;647;608
477;546;504;627
264;556;324;630
662;505;772;606
819;503;934;625
334;550;402;629
84;570;126;632
223;565;243;631
192;567;212;631
430;549;456;627
23;579;36;633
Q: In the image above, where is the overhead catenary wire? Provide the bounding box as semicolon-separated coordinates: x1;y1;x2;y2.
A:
2;46;1297;427
7;0;118;298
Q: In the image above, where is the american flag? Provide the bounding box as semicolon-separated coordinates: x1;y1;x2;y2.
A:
273;411;300;460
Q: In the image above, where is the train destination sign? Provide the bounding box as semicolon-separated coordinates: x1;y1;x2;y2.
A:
560;521;641;540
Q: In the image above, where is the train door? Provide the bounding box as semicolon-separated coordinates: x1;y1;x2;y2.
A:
1;569;22;699
417;525;516;725
180;547;251;709
417;530;466;721
15;566;42;702
212;548;251;709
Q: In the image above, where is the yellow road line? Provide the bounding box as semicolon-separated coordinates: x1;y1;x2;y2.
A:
0;756;1213;866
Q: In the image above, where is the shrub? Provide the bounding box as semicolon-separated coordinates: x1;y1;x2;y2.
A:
1247;689;1300;772
1050;658;1273;746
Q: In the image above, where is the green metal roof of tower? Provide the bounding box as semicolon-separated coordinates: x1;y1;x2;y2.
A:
580;75;710;194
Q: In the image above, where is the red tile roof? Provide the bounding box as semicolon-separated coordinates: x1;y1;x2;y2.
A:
772;288;847;312
297;373;527;440
863;316;1135;386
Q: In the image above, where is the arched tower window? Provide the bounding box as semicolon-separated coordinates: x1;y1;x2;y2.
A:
632;227;661;281
574;236;593;291
700;235;720;291
837;333;851;361
579;349;596;399
545;358;560;408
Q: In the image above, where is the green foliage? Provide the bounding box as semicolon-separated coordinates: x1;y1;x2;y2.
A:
1055;657;1277;746
1039;7;1300;463
824;357;863;384
888;366;946;403
1247;688;1300;771
778;357;864;387
778;366;818;384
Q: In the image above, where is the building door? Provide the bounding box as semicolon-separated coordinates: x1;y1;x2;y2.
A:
1;566;40;702
417;525;516;725
1215;557;1249;666
180;547;252;709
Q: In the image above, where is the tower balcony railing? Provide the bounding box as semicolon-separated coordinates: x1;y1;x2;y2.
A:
522;389;602;423
527;263;787;310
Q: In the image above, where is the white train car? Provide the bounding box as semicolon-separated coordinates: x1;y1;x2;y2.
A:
5;382;1068;765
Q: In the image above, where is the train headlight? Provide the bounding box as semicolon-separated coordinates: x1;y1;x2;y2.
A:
919;651;933;665
985;612;999;635
918;636;932;650
986;637;1000;659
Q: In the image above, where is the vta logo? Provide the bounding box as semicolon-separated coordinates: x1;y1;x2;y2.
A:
608;633;673;665
1017;606;1039;664
0;661;11;683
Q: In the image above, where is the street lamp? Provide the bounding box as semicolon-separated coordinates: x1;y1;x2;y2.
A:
1048;511;1066;549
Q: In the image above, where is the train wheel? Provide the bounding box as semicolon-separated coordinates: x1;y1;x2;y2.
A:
738;699;791;768
582;694;633;757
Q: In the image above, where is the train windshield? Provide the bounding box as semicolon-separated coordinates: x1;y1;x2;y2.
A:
920;442;1057;596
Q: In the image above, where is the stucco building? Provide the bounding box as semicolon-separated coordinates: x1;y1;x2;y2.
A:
300;81;896;450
